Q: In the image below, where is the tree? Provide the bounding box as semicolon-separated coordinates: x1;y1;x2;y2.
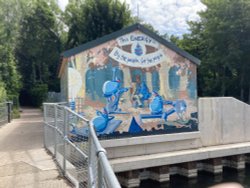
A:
16;0;62;106
0;0;22;103
0;45;21;98
171;0;250;103
0;81;6;102
64;0;134;49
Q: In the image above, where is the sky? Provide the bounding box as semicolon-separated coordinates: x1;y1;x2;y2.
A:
57;0;206;36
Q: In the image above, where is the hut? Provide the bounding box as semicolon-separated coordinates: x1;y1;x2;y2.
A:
58;23;200;137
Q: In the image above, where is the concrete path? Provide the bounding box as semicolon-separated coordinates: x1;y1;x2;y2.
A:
0;108;72;188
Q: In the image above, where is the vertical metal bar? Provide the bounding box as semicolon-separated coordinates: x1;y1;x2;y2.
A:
88;123;93;188
54;105;58;157
7;102;11;123
98;152;121;188
43;104;46;148
63;107;67;175
98;159;103;188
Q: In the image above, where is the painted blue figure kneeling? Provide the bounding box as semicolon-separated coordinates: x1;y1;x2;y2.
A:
141;91;187;122
91;108;123;135
149;91;164;114
92;108;114;132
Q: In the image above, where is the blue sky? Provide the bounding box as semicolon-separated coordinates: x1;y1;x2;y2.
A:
58;0;206;36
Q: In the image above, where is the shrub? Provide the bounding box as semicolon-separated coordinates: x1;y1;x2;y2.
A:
0;82;6;102
30;84;48;107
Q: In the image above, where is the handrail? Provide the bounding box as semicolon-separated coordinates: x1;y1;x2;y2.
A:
89;121;121;188
43;103;121;188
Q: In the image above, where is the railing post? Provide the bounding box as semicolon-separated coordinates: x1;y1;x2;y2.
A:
43;104;46;148
98;159;103;188
63;107;68;175
6;102;12;123
88;123;95;188
54;104;57;157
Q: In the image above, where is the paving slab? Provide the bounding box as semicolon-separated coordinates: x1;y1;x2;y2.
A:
0;108;71;188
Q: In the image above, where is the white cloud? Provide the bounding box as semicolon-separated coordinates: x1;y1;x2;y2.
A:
128;0;206;36
58;0;206;36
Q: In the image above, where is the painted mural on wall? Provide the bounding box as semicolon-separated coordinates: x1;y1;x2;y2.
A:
67;31;198;138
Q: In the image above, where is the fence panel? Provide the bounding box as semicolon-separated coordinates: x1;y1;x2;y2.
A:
0;103;8;126
43;103;120;188
0;102;12;126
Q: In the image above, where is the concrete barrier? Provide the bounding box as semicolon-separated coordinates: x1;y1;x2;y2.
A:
199;97;250;146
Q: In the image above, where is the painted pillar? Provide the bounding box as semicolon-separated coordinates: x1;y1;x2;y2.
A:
146;71;152;92
159;59;171;99
122;66;132;101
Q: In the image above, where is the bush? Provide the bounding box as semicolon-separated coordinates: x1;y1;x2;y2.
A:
12;107;20;119
30;84;48;107
0;81;6;102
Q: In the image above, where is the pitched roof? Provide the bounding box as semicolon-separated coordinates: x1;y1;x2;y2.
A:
61;23;200;65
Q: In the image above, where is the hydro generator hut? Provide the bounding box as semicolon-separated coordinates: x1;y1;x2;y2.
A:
58;23;200;138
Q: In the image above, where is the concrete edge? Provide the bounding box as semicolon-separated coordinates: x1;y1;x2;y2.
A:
110;142;250;172
101;131;201;148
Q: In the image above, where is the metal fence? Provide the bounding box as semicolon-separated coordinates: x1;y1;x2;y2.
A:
0;102;12;126
43;103;121;188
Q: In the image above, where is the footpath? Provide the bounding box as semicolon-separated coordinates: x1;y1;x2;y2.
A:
0;108;71;188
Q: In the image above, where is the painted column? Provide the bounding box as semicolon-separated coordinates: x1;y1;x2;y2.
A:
76;52;88;99
159;58;171;99
122;66;132;101
146;71;152;92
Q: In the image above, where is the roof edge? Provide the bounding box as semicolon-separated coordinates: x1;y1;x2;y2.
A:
61;23;200;65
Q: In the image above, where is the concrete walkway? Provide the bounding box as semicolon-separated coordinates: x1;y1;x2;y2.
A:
0;108;72;188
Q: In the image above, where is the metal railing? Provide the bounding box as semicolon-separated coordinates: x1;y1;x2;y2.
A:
43;103;121;188
0;102;12;126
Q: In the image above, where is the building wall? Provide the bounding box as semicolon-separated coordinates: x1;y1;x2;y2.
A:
60;63;68;101
65;30;198;138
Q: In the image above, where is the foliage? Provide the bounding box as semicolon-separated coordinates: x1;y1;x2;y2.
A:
0;45;21;97
64;0;134;48
0;0;136;107
0;81;6;102
30;84;48;107
171;0;250;103
0;0;22;103
12;107;20;119
16;0;62;106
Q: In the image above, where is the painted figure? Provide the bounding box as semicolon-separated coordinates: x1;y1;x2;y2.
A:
140;91;187;122
168;65;181;97
86;62;96;100
187;69;196;99
102;67;129;114
92;108;122;135
131;75;151;108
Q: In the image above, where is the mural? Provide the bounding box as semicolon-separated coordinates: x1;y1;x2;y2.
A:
66;31;198;138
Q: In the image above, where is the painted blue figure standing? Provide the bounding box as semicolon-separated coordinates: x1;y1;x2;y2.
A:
102;67;129;114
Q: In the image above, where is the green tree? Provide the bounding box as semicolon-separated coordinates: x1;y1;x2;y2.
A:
171;0;250;103
0;45;21;98
0;0;22;102
64;0;134;48
16;0;62;106
0;81;7;102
